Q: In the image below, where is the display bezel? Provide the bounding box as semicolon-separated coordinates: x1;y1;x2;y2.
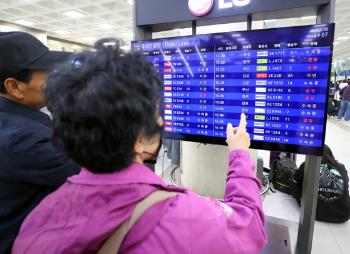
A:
132;23;335;156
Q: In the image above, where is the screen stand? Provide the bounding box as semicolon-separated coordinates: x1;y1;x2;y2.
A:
296;155;322;254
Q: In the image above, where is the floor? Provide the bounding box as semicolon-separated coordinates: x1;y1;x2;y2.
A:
155;118;350;254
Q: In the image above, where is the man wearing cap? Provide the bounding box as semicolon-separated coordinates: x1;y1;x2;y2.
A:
0;32;80;253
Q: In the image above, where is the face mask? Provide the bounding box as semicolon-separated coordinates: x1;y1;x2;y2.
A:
143;137;162;165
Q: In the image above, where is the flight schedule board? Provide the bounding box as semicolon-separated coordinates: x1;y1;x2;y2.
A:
132;24;335;155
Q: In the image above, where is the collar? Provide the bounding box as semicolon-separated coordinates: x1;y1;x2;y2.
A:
68;163;169;187
0;96;51;127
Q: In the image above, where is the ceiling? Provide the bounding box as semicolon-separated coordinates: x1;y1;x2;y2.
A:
0;0;133;47
0;0;349;65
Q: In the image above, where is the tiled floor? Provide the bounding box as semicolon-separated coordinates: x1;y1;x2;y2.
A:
156;118;350;253
262;118;350;254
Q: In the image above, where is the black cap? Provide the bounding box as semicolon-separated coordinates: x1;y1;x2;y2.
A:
0;31;72;75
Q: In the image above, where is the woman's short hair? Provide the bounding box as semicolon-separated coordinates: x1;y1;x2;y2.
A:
45;39;162;173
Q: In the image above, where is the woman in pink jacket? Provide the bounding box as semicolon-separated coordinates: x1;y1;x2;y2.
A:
13;39;267;254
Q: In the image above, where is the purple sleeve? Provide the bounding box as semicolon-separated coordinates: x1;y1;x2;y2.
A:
222;150;268;251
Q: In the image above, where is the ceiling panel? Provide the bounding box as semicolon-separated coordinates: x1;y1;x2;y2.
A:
0;0;348;64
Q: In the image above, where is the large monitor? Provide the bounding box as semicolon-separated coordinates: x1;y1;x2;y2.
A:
132;24;335;155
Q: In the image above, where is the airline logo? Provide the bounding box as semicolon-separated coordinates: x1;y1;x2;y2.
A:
254;121;265;127
255;94;266;100
257;51;268;57
254;115;265;120
164;127;173;132
164;86;172;91
164;68;172;73
253;135;264;141
255;101;266;107
164;74;172;79
164;92;172;97
188;0;214;16
256;80;267;86
164;121;173;126
164;98;172;103
164;109;173;115
257;58;268;64
256;87;267;93
164;80;172;85
164;62;172;67
256;73;268;79
164;115;173;120
164;56;172;61
164;104;172;109
254;128;264;134
256;66;267;71
255;108;266;114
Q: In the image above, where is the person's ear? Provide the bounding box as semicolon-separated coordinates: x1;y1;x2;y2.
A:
134;135;145;155
157;115;163;127
3;78;25;100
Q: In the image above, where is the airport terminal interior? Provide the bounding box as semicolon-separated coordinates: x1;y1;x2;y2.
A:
0;0;350;253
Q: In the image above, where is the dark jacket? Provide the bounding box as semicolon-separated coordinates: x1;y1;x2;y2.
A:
340;85;350;101
292;162;350;223
0;97;80;253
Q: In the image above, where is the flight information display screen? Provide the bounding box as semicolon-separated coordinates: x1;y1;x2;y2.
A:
132;24;335;155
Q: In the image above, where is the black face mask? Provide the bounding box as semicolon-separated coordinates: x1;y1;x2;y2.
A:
143;137;162;165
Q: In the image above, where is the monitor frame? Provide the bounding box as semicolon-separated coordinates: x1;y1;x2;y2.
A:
132;23;335;156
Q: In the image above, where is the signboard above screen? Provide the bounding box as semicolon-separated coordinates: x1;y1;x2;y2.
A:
188;0;251;17
135;0;330;26
132;23;335;155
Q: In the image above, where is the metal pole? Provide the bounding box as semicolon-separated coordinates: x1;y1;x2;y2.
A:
133;0;153;171
133;0;152;41
296;2;335;253
296;155;322;254
192;20;196;35
247;14;252;30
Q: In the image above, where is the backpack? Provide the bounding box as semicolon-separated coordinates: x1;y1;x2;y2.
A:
269;153;298;194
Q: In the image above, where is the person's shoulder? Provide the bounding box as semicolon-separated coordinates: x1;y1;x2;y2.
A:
1;111;49;130
4;124;52;156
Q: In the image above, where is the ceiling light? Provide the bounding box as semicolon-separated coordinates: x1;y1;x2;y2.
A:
62;10;85;18
99;23;114;29
336;36;349;40
301;16;317;20
126;0;133;5
14;19;35;26
333;42;339;45
103;41;116;46
72;45;81;49
53;29;70;35
264;19;276;23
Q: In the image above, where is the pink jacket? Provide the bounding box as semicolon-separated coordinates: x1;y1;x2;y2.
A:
13;150;267;254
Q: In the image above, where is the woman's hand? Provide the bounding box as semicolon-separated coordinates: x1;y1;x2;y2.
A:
226;113;251;152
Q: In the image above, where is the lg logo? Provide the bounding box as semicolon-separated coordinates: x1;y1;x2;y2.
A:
188;0;251;16
188;0;214;16
219;0;251;8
